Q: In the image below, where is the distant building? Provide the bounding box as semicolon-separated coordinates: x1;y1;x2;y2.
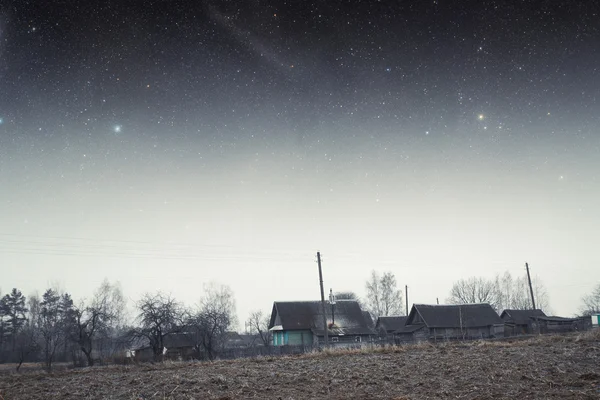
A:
133;333;196;362
268;300;376;347
500;309;547;336
531;315;591;334
375;316;408;340
394;304;504;343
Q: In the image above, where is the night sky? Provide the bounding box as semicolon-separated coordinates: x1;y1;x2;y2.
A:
1;1;599;322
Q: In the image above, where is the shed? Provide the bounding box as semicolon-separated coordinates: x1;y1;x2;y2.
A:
500;309;546;336
395;303;504;343
375;316;408;340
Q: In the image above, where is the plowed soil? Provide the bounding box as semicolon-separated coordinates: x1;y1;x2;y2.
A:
1;332;599;399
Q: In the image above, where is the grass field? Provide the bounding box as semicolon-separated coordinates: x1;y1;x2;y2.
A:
0;330;598;399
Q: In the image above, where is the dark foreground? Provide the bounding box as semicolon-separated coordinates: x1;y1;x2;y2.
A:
0;332;599;399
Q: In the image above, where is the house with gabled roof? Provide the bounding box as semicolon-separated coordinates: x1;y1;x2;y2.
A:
500;309;546;336
394;304;504;343
268;300;376;347
375;316;407;341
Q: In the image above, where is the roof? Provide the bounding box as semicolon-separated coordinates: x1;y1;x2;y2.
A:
534;316;582;323
500;309;547;324
394;324;425;334
363;311;375;329
269;300;375;336
134;333;195;351
376;316;408;332
407;304;503;329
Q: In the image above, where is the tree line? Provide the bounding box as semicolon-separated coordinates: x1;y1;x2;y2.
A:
1;273;597;370
0;281;240;370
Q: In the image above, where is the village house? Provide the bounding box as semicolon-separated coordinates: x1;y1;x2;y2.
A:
132;332;196;362
500;309;547;336
530;315;591;334
394;304;504;343
375;316;407;340
268;300;376;347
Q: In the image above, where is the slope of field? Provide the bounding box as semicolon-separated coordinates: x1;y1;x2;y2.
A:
0;332;599;399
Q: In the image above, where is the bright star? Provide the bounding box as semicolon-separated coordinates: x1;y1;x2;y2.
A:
0;118;3;125
113;125;122;133
478;114;485;120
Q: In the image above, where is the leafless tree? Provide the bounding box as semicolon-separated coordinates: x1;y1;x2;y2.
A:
448;272;551;313
72;280;126;366
189;283;237;360
365;270;404;319
245;310;271;347
494;272;551;312
133;292;184;361
14;324;39;372
447;277;501;310
39;289;67;371
580;284;600;316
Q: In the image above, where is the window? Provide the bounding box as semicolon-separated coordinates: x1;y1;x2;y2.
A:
355;336;361;342
331;336;339;342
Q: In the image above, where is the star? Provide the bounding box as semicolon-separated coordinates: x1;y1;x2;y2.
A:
113;125;122;133
0;118;3;125
478;114;485;121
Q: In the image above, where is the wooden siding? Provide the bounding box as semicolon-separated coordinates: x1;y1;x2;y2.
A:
287;330;313;346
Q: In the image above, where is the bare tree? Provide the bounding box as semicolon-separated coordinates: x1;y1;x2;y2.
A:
365;271;404;318
39;289;66;371
494;272;551;312
581;284;600;316
14;324;39;372
133;292;184;361
72;280;126;366
246;310;271;347
189;283;237;360
448;272;550;313
447;277;501;310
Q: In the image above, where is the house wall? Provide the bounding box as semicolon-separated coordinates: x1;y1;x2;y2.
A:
316;334;371;347
287;330;313;345
427;326;496;341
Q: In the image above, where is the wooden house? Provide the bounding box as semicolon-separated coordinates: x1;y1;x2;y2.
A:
268;300;376;347
394;304;504;343
375;316;407;340
500;309;547;336
133;333;196;362
531;315;591;334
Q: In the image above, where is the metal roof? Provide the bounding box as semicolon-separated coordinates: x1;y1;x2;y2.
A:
407;303;503;329
500;309;547;324
269;300;376;336
376;316;408;332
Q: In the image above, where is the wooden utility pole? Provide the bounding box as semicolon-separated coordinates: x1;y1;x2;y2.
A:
317;252;329;347
436;297;439;305
405;285;409;316
525;262;537;309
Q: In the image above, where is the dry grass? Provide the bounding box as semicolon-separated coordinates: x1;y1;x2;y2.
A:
0;332;599;399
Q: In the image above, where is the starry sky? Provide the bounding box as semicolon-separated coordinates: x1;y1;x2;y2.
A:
1;1;599;324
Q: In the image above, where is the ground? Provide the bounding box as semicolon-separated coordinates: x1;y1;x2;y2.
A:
0;332;599;399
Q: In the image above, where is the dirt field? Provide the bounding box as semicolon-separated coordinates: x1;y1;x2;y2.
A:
0;332;599;399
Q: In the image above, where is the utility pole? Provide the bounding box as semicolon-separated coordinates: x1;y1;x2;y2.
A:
317;252;329;347
436;297;439;305
405;285;409;316
525;262;537;309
